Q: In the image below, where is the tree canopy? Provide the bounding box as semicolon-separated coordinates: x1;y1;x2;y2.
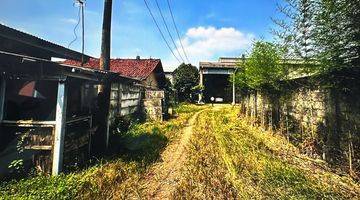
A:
235;41;286;91
273;0;360;73
173;63;199;102
238;0;360;92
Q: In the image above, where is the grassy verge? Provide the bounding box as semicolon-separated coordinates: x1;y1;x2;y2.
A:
173;106;360;199
0;104;207;200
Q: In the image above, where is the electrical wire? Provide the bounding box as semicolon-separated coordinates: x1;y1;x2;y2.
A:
154;0;184;63
68;5;81;48
143;0;181;64
166;0;190;63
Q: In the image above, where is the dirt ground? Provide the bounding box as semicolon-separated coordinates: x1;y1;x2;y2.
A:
141;109;204;199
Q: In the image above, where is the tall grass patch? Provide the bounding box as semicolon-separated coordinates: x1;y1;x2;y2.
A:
0;104;207;199
174;106;360;199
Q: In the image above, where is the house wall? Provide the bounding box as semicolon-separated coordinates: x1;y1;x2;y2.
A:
240;82;360;174
142;72;159;89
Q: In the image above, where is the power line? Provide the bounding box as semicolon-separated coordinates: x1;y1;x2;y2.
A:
166;0;190;63
154;0;184;63
143;0;181;64
68;5;81;48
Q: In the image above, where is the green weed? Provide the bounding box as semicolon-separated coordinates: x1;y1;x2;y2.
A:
173;106;360;199
0;104;206;199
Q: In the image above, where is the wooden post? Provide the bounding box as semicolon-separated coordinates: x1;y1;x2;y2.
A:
100;0;112;72
0;76;5;122
52;80;68;176
198;69;203;103
232;69;236;105
99;0;113;150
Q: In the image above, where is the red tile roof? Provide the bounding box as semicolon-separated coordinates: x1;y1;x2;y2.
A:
63;58;162;80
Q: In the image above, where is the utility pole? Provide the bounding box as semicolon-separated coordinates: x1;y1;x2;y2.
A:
99;0;113;150
100;0;112;72
81;0;85;65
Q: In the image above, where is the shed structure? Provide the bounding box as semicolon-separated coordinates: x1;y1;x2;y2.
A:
64;57;167;121
0;24;140;177
199;57;241;103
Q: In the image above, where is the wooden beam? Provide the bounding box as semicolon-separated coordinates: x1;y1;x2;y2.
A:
1;120;56;127
0;76;5;122
198;69;203;103
232;73;236;105
52;80;68;176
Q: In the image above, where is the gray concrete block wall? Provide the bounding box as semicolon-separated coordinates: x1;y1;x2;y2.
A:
143;90;165;121
240;84;360;174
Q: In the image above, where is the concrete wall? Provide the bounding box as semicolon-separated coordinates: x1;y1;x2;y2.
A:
109;82;166;122
109;83;142;121
143;90;164;121
240;81;360;174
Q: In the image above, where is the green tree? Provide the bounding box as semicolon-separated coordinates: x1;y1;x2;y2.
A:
173;63;199;102
272;0;318;62
235;41;286;91
314;0;360;71
273;0;360;73
163;77;175;106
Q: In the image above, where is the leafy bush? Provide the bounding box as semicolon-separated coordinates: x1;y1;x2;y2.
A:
235;41;287;92
173;63;199;102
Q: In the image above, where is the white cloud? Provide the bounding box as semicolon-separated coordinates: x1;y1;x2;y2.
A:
163;26;255;71
61;18;78;25
205;12;216;19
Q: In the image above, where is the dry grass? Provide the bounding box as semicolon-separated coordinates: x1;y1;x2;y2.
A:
0;104;207;200
2;104;358;199
173;105;360;199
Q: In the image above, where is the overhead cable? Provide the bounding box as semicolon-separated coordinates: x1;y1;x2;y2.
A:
154;0;185;63
166;0;190;63
143;0;181;64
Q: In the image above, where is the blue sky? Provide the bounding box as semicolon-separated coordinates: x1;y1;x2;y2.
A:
0;0;280;71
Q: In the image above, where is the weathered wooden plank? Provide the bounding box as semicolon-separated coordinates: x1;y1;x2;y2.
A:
64;134;90;153
25;145;52;150
52;80;68;176
2;120;56;127
0;76;5;121
66;116;91;124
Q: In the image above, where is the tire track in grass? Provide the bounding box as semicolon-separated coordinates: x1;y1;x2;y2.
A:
142;109;205;199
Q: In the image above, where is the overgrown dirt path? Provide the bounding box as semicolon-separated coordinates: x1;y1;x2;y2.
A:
141;109;204;199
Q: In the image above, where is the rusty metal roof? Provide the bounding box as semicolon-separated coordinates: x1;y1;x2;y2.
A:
0;24;91;62
0;50;139;83
199;61;238;69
